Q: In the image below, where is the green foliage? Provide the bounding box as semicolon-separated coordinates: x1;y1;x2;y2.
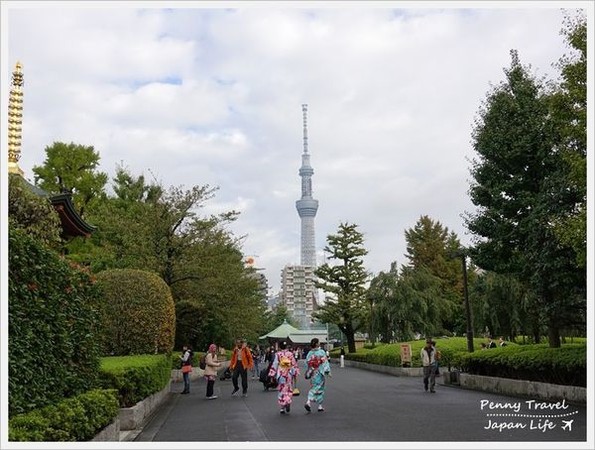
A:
32;141;108;217
453;344;586;387
8;389;119;442
465;49;585;347
66;165;265;349
8;227;101;417
345;338;486;369
94;269;176;356
548;13;587;268
174;300;206;351
314;222;369;353
469;271;535;342
98;354;171;407
8;173;62;247
403;216;464;333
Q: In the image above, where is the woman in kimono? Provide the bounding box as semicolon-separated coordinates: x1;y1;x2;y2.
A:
304;337;331;413
268;341;300;414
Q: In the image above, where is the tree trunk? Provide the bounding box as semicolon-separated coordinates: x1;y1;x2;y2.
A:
345;323;356;353
547;318;561;348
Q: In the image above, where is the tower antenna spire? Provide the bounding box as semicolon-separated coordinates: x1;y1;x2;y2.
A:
302;103;308;155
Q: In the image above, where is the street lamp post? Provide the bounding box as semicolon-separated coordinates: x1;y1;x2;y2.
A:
460;250;474;353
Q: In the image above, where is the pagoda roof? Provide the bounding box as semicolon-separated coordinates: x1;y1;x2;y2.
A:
50;193;96;237
16;176;96;237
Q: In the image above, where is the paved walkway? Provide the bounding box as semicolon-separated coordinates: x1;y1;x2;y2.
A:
135;363;587;444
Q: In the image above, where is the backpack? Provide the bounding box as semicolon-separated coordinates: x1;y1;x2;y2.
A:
199;354;207;370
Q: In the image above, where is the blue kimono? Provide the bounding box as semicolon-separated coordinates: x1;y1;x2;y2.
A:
305;347;331;405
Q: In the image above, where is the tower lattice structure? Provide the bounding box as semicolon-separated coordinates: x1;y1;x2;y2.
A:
295;104;318;267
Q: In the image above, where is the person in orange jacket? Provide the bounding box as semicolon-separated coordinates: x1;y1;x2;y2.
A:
230;338;254;397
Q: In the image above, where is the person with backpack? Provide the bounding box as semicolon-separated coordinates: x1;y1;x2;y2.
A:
204;343;221;399
180;345;193;394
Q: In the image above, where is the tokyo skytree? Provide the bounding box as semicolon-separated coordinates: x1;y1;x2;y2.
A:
295;104;319;267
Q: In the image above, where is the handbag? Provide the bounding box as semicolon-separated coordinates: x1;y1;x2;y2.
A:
292;387;300;396
182;365;192;374
304;368;313;379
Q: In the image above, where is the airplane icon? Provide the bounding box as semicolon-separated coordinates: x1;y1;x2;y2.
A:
561;420;573;431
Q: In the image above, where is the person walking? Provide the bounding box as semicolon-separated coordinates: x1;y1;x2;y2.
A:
421;339;437;393
204;343;221;399
180;345;193;394
304;337;331;413
230;338;254;397
268;341;300;414
250;344;261;380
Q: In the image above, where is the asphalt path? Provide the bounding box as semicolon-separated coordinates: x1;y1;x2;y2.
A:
135;362;587;444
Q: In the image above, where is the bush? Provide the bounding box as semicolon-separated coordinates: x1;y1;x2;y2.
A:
98;354;171;407
8;173;62;247
95;269;176;355
8;389;119;442
454;343;586;387
8;227;101;417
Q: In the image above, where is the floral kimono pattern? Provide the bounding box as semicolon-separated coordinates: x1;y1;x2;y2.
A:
305;348;331;404
268;349;299;407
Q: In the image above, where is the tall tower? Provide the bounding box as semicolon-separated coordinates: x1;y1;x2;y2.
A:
7;62;24;176
295;104;318;267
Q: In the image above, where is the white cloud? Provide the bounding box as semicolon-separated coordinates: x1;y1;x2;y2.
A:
3;2;584;293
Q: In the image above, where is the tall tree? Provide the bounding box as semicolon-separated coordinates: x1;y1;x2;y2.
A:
403;215;463;332
548;13;587;268
32;141;108;217
465;50;584;347
313;223;369;353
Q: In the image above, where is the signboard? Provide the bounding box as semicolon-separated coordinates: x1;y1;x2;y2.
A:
400;344;412;366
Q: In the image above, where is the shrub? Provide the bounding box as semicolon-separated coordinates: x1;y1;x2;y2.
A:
8;389;119;442
8;173;62;247
8;227;101;417
455;343;586;387
98;354;171;407
95;269;175;355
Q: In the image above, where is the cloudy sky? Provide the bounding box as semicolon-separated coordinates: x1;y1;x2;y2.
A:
2;2;587;294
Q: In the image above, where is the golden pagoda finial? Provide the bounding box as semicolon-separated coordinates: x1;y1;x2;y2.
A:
8;61;24;176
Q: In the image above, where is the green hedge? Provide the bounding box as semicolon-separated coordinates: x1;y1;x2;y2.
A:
98;354;171;407
453;343;586;387
8;227;101;417
8;389;119;442
343;338;487;369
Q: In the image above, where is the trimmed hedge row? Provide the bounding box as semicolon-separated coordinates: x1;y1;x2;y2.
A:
8;389;119;442
9;227;101;417
342;338;487;369
453;344;586;387
98;354;171;407
340;339;585;387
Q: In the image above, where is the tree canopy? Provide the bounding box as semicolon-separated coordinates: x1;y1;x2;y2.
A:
314;222;369;353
